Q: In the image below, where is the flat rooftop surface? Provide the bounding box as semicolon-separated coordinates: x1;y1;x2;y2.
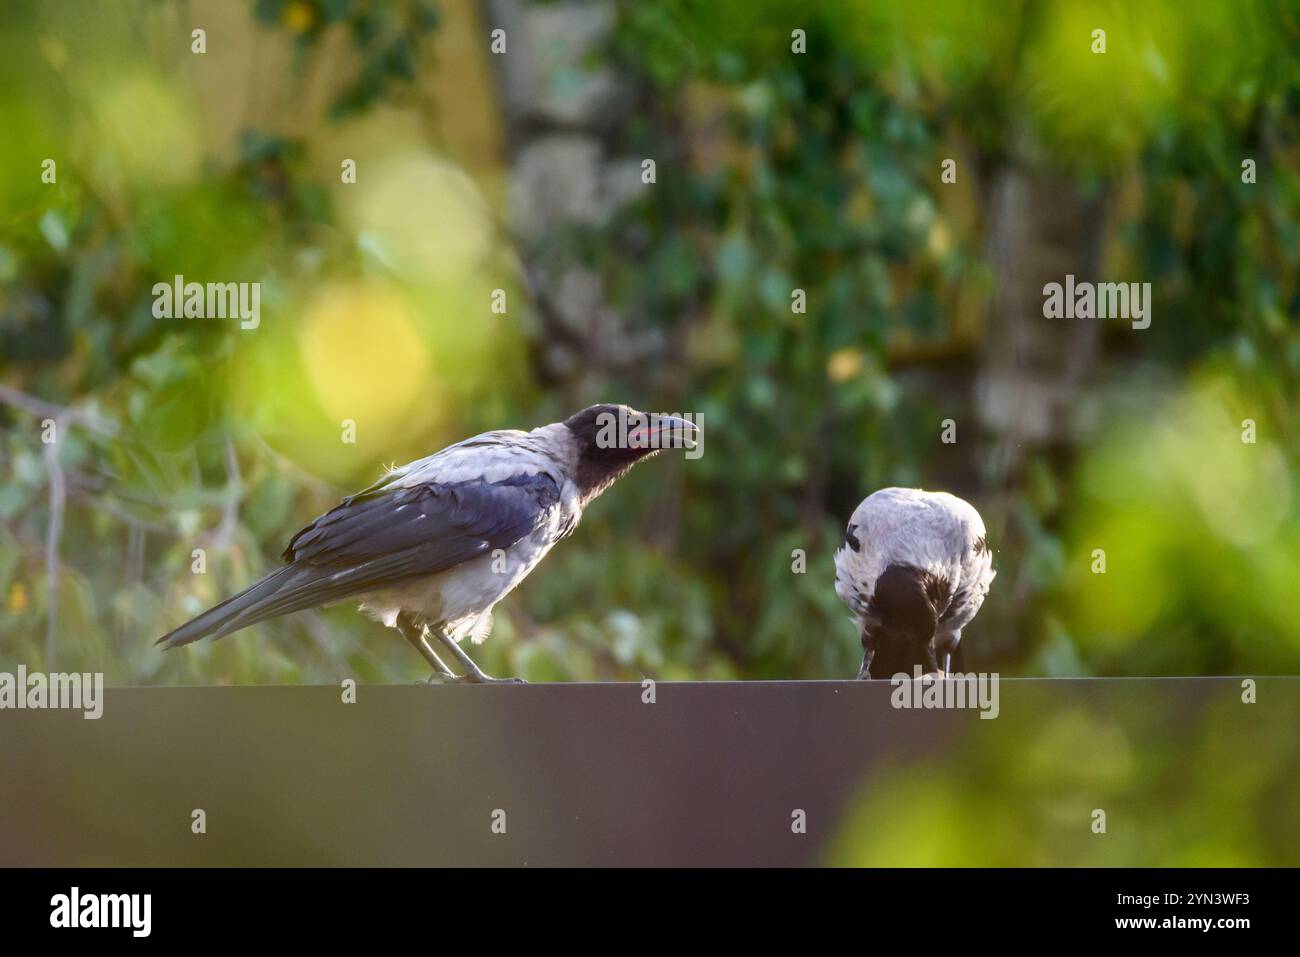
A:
2;678;1296;866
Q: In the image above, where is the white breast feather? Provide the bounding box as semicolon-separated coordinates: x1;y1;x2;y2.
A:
834;487;993;624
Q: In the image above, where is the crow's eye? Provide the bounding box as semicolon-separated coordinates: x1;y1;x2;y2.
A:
845;525;861;552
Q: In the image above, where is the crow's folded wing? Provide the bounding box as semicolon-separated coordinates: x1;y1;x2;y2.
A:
157;472;562;647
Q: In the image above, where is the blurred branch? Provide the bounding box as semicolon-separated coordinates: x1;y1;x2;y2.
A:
0;387;122;669
207;438;244;553
64;482;170;533
0;385;119;436
43;414;66;671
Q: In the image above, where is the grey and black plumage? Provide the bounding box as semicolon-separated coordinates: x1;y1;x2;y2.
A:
156;405;699;682
833;487;995;680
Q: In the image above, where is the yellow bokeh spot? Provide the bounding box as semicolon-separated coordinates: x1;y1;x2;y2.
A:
7;581;28;614
93;73;201;186
340;156;496;284
300;284;432;439
283;1;316;33
827;347;865;383
927;219;951;259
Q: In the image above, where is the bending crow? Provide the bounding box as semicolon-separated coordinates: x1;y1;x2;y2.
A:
157;405;699;683
834;488;995;679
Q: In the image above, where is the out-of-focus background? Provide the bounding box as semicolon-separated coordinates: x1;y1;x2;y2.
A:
2;0;1300;685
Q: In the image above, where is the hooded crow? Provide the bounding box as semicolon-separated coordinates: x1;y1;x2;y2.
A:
834;488;995;680
156;405;699;682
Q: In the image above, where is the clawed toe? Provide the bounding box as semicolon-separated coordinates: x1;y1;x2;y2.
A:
419;673;525;685
415;673;454;685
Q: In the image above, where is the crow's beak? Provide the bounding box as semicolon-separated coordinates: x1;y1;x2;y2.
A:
627;415;700;451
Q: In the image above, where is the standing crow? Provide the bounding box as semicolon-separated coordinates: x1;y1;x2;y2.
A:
834;488;995;679
157;405;699;683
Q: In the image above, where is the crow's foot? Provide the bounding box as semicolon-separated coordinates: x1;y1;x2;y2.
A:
439;673;526;685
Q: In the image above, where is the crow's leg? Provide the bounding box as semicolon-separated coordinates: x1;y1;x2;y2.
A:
430;629;526;685
922;641;941;678
936;628;963;676
856;649;875;680
856;629;876;680
396;612;458;682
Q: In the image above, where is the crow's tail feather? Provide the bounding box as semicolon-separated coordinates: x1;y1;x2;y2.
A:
156;565;318;649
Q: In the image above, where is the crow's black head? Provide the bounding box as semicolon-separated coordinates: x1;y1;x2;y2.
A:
863;564;950;679
563;404;699;500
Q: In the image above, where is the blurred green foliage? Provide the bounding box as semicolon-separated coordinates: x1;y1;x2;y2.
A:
1;0;1299;684
831;683;1300;866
